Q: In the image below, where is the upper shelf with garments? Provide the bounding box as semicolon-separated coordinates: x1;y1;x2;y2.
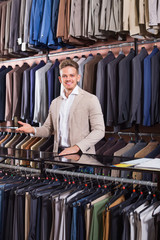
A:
1;0;160;60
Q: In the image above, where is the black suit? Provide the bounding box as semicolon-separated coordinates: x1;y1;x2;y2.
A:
130;47;148;124
118;49;135;125
96;51;115;122
106;54;125;126
151;50;160;125
0;66;12;121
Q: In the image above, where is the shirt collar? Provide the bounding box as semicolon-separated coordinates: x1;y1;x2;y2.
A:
61;85;79;99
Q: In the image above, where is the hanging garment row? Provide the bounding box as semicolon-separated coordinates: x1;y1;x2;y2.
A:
0;131;54;167
0;45;160;128
0;129;160;181
95;134;160;182
0;0;160;58
0;168;159;240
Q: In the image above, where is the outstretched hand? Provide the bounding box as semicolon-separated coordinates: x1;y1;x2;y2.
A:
59;145;80;156
16;121;35;134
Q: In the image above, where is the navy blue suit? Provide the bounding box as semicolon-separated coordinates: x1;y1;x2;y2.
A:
48;0;61;48
30;60;45;121
47;59;60;109
143;47;159;126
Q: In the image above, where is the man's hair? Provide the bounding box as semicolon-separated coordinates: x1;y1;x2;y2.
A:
59;59;79;72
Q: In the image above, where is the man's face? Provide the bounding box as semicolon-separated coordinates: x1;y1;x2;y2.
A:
59;66;80;92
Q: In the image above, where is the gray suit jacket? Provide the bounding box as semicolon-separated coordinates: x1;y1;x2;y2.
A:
33;62;52;124
34;87;105;154
22;0;32;51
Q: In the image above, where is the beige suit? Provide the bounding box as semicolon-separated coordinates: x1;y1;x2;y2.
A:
34;87;105;154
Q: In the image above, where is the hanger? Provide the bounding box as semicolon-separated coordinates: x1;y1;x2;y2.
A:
119;45;124;55
138;133;145;143
129;133;135;143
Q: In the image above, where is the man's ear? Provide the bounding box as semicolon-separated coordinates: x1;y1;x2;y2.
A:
58;76;62;83
77;74;81;82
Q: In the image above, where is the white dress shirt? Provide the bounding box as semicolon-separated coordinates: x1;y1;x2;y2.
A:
59;85;79;147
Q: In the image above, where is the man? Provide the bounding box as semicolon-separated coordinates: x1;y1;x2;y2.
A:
16;59;105;155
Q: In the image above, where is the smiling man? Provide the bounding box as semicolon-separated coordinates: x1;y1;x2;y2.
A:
16;59;105;155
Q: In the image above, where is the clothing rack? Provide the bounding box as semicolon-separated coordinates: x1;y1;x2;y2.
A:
0;38;160;64
0;163;41;174
45;168;157;188
105;131;160;138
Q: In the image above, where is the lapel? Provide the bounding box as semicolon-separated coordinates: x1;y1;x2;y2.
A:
68;87;84;124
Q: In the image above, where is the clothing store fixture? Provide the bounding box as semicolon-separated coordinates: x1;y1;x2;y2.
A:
0;38;160;65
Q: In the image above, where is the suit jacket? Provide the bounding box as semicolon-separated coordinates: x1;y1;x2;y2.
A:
21;63;37;120
56;0;71;42
18;0;26;46
29;0;36;45
39;0;52;45
130;47;148;124
106;54;125;126
96;51;115;122
5;65;20;121
4;0;11;54
118;49;135;124
53;59;60;99
23;0;32;48
151;51;160;125
9;0;21;52
70;0;83;37
0;66;12;122
34;87;105;154
48;0;60;47
30;60;45;120
47;59;60;109
33;62;52;124
143;47;159;126
78;54;93;88
83;54;103;94
12;63;30;119
0;2;7;55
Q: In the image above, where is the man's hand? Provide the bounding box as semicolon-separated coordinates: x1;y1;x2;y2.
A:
16;121;35;134
59;145;80;156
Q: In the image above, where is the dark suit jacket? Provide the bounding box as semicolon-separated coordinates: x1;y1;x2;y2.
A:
9;0;21;52
12;63;29;119
118;48;135;124
130;47;148;124
151;51;160;125
96;51;115;122
21;63;37;120
106;54;125;126
0;66;12;122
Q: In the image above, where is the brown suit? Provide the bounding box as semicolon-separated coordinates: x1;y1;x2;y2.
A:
83;54;103;94
34;87;105;154
56;0;71;42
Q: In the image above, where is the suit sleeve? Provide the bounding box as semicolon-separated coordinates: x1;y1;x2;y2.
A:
76;95;105;153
